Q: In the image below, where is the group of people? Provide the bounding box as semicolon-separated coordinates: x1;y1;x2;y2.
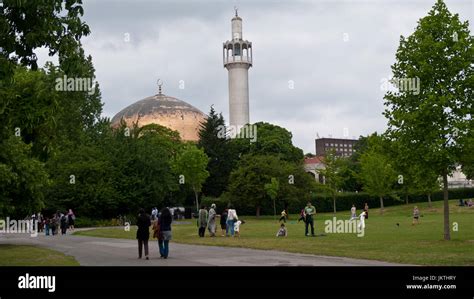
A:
198;204;243;237
135;207;173;260
31;209;75;236
459;199;473;207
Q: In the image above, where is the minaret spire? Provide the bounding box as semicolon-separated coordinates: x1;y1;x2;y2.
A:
223;10;252;127
157;79;163;95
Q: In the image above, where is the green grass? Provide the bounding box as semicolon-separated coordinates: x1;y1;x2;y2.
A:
74;200;474;265
0;245;79;266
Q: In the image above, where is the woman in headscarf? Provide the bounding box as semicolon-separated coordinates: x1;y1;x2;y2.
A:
207;204;217;237
198;205;208;237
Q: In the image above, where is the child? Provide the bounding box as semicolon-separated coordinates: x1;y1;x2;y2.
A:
412;206;420;225
297;209;305;223
279;210;287;223
350;204;357;220
276;223;287;237
234;219;244;237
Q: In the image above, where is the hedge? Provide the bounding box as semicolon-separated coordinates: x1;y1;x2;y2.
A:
201;187;474;216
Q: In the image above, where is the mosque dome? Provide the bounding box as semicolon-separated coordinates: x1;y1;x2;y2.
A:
111;85;206;141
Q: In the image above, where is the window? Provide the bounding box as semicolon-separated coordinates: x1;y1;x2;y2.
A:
325;143;329;146
349;144;352;148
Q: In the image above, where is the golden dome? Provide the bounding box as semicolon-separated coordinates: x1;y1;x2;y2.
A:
111;93;206;141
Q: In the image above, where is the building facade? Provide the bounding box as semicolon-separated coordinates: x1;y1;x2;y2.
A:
315;137;358;157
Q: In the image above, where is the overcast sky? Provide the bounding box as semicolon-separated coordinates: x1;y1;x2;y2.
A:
38;0;473;154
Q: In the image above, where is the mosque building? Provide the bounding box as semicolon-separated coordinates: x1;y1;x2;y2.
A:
111;10;252;140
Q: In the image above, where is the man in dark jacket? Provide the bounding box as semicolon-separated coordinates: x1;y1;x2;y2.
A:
136;208;151;260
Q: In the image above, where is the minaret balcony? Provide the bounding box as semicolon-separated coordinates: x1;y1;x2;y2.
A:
223;55;252;67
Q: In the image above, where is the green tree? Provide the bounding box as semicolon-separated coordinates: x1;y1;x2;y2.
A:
232;122;304;163
383;0;473;239
227;154;315;217
173;145;210;211
319;150;345;214
264;177;280;220
198;106;238;197
0;136;49;218
358;145;397;214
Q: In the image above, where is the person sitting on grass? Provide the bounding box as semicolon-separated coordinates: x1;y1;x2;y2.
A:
276;223;288;237
234;219;244;237
412;206;420;225
468;199;473;207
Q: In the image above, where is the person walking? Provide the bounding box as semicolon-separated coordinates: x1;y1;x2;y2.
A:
44;217;50;236
297;208;305;223
358;210;366;230
198;205;208;237
364;203;369;219
151;207;158;221
67;209;75;231
207;204;217;237
158;207;172;259
279;209;287;223
136;208;151;260
226;205;238;237
304;202;316;237
220;208;228;237
60;212;68;235
412;206;420;225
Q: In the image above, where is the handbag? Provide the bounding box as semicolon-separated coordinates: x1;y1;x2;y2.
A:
152;221;161;239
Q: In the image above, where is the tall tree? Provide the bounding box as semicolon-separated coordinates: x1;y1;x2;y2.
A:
383;0;473;239
232;122;304;163
319;150;345;214
358;138;397;214
198;106;238;197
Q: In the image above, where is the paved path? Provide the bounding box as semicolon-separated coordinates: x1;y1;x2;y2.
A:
0;230;406;266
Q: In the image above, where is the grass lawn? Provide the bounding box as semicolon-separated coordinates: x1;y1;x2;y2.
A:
0;245;79;266
74;200;474;265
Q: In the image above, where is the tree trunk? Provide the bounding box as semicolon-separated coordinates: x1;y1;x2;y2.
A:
193;187;199;212
427;193;432;208
379;196;384;214
256;206;261;218
405;193;409;205
443;173;450;240
333;195;337;214
273;199;276;221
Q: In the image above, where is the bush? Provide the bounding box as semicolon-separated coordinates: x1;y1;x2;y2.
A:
74;217;123;228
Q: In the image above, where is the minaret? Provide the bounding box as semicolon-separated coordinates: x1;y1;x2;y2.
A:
223;8;252;127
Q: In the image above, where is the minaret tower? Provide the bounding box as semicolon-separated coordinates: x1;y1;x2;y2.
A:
223;8;252;127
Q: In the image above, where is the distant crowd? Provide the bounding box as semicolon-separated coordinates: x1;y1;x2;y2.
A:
27;209;76;236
